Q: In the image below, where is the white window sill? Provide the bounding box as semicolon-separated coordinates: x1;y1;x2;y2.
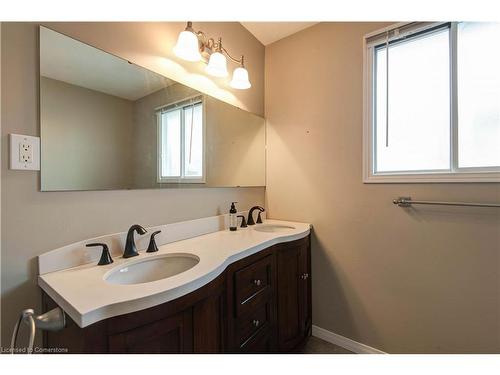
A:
157;179;206;184
363;171;500;183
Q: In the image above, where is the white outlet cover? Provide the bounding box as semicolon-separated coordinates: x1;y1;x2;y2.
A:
10;134;40;171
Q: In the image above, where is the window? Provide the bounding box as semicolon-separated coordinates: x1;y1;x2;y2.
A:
158;97;204;183
457;23;500;169
363;22;500;182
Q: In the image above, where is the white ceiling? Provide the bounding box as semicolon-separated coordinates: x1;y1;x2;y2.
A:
240;22;318;45
40;27;174;101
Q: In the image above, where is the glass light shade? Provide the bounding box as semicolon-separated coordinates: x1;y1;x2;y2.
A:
173;30;201;62
205;52;229;77
230;67;252;89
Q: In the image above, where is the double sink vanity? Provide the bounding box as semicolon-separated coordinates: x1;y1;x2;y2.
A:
38;214;312;353
34;26;310;354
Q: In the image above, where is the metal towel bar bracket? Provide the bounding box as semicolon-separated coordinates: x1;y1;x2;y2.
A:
393;196;500;208
10;307;66;354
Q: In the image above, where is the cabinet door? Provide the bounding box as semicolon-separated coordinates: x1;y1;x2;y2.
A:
193;291;225;353
108;309;193;353
276;237;311;352
298;240;311;335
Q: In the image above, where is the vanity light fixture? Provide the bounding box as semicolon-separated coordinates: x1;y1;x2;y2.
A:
173;22;251;89
173;22;202;62
230;57;251;90
205;39;229;77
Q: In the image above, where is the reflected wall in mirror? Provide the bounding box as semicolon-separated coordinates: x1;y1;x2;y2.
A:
39;26;266;191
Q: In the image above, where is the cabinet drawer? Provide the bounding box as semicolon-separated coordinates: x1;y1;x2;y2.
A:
236;300;271;347
239;327;273;353
234;255;273;316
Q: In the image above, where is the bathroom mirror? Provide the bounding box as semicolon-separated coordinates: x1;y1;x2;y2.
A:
39;26;265;191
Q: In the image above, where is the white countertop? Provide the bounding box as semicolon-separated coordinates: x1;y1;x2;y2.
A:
38;219;310;328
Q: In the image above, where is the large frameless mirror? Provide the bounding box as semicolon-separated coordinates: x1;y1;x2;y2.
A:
39;26;265;191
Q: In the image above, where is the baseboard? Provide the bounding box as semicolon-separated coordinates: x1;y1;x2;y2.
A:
312;325;386;354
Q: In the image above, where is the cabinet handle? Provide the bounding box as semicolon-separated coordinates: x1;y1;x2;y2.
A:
252;279;262;286
301;273;309;280
252;319;260;327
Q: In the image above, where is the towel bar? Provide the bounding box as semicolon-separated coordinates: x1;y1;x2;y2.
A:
393;196;500;208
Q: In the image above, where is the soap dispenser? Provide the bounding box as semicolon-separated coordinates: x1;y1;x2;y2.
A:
229;202;238;231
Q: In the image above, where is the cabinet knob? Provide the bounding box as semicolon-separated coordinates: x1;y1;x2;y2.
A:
253;279;262;286
301;273;309;280
252;319;260;327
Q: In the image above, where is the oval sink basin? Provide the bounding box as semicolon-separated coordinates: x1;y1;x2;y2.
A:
253;224;296;233
105;253;199;285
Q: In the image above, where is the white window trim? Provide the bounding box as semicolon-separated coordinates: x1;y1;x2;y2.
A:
362;22;500;183
157;96;206;184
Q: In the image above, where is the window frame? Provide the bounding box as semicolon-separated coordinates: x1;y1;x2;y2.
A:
363;22;500;183
157;95;206;184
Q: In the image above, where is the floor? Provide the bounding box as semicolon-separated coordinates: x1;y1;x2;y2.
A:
301;336;354;354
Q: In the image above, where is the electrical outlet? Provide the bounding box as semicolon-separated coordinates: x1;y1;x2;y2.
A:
19;142;33;163
10;134;40;170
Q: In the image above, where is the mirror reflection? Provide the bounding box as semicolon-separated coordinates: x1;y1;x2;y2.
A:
39;26;266;191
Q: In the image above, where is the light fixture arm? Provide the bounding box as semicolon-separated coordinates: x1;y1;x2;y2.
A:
194;30;214;50
221;46;244;66
186;22;245;66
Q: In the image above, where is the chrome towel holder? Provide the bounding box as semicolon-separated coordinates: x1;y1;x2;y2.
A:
393;196;500;208
10;307;66;354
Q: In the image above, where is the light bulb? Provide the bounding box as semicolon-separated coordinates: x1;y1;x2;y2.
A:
230;66;251;89
173;30;201;62
205;52;229;77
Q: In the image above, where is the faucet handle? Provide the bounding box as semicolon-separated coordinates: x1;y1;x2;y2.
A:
237;215;247;228
86;243;113;266
256;211;264;224
146;230;161;253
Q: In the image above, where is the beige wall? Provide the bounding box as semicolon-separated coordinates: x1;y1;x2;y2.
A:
265;22;500;353
205;96;266;187
41;77;135;190
0;22;265;346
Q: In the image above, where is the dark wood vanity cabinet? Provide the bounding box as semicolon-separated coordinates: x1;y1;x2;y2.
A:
43;270;226;354
42;235;311;354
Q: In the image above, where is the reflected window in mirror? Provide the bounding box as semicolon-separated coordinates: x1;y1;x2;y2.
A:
158;97;205;183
